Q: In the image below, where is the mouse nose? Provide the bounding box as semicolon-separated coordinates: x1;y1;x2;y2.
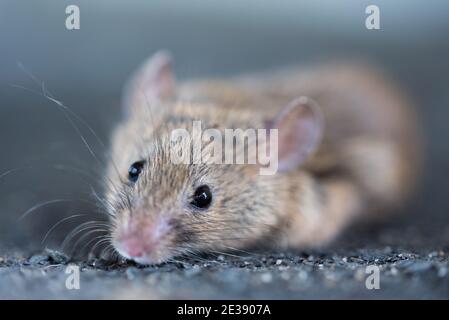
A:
120;237;146;258
115;216;173;262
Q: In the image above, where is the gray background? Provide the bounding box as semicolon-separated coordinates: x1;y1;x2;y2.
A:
0;0;449;297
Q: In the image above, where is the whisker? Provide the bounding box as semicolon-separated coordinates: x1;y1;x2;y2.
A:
209;250;244;259
81;234;111;258
69;228;109;256
41;213;88;245
99;244;116;260
60;220;108;250
222;245;262;257
18;199;77;221
0;166;33;183
89;238;112;256
12;82;124;190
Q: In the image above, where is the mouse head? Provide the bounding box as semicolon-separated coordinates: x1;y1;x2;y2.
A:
106;51;323;264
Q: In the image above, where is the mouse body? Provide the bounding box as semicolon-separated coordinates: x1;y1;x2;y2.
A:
105;51;421;264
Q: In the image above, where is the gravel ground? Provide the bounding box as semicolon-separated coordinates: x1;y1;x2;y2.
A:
1;228;449;299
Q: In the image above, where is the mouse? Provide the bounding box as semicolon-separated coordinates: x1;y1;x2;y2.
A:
104;51;421;265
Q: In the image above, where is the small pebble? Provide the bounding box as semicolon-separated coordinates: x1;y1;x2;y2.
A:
28;255;49;265
44;249;69;264
185;264;201;277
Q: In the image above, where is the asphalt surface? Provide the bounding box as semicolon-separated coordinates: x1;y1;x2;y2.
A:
1;223;449;299
1;249;448;299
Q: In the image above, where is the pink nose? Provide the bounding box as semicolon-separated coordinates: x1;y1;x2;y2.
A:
121;237;148;258
116;217;172;260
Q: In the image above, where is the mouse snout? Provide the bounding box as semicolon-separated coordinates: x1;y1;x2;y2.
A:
120;237;145;258
114;216;173;264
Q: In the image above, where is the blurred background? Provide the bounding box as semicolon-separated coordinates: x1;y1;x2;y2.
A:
0;0;449;254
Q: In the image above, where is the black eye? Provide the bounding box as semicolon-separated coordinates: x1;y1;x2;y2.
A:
128;160;146;183
190;185;212;209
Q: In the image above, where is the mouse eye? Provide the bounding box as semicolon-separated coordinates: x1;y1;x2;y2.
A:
190;185;212;209
128;160;146;183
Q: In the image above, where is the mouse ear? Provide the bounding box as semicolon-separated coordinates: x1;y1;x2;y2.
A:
122;50;176;113
266;96;324;172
